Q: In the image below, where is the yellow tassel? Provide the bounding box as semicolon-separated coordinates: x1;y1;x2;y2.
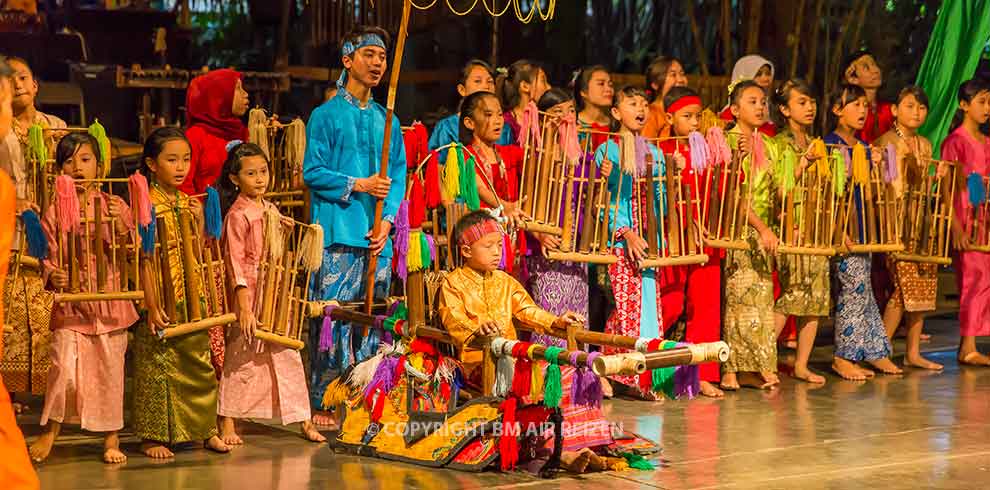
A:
852;143;870;185
810;138;827;161
814;139;831;177
297;224;324;273
530;361;544;400
407;230;423;271
699;108;725;134
408;352;424;373
321;376;352;410
265;209;284;259
441;145;460;201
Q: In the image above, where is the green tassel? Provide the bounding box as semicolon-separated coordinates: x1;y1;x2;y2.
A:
651;366;676;399
461;154;481;211
419;232;432;269
27;124;46;169
542;346;564;408
621;452;655;470
830;149;846;197
87;119;111;168
780;146;797;194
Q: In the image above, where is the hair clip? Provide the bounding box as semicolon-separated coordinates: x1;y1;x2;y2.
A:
225;139;244;153
495;66;508;76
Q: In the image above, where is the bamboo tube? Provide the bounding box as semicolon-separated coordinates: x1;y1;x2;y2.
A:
94;195;106;292
777;245;835;256
661;157;678;256
69;230;80;292
156;216;177;320
55;291;145;303
272;240;294;334
645;172;660;258
639;254;709;269
545;251;620;264
202;240;221;316
177;210;203;321
254;330;304;350
559;160;577;252
159;313;237;339
578;162;597;253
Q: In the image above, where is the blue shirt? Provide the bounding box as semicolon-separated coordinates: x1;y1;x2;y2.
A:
303;90;407;257
824;132;870;244
594;138;666;250
428;113;515;162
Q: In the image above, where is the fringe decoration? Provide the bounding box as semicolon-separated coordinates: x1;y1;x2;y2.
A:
968;172;986;206
54;175;81;233
673;364;700;399
204;186;223;239
494;355;514;398
318;304;338;352
393;200;410;280
884;143;899;183
751;131;767;172
705;127;731;166
127;173;153;227
264;208;285;259
87;120;111;176
407;230;423;272
542;346;564;408
780;146;797;193
27;124;47;169
321;375;351;410
21;210;48;259
285;119;307;182
831;149;847;197
248;108;270;158
652;366;676;399
139;206;157;255
620;132;637;175
425;234;437;264
510;352;532;398
441;145;460;202
851;143;870;185
499;397;519;471
516;100;542;147
408;174;426;228
621;452;655;470
419;232;432;270
460;151;481;211
530;356;544;400
688;131;709;173
424;151;442;207
347;348;388;392
362;355;400;400
557;113;581;162
810;138;827;161
297;224;324;273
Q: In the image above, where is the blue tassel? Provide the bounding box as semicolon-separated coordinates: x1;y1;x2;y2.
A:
21;210;48;259
204;186;223;239
968;173;986;206
139;206;157;255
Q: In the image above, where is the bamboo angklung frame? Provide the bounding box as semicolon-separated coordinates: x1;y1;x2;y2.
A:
251;214;317;350
153;199;236;340
701;147;751;251
891;158;957;264
249;110;308;217
52;178;144;303
516;111;567;237
831;143;904;254
965;173;990;253
27;127;88;210
776;149;840;256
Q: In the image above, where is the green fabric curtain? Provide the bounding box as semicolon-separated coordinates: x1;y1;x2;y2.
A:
916;0;990;157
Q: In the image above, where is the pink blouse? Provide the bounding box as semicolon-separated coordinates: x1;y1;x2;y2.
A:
222;195;281;310
942;125;990;231
43;191;139;335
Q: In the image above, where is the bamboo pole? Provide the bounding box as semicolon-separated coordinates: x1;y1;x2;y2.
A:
789;0;807;80
684;0;710;77
364;0;411;314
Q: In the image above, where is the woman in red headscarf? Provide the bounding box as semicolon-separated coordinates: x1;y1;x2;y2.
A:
181;69;249;379
181;69;250;196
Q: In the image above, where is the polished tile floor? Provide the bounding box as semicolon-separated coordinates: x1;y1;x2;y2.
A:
17;315;990;489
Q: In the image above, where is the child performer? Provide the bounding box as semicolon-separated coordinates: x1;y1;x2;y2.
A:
720;55;776;136
721;80;780;390
841;50;892;144
642;56;688;139
428;60;512;162
597;86;666;399
656;86;724;397
825;84;901;380
771;79;828;384
942;78;990;366
876;86;943;370
573;65;614;148
498;60;550;144
214;142;325;445
28;133;138;464
460;91;525;226
134;127;230;458
437;210;599;470
303;26;406;428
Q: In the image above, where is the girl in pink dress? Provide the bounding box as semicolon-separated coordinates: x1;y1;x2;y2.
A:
30;133;139;464
942;78;990;366
214;141;325;444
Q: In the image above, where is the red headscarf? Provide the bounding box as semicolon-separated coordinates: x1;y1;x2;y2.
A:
185;69;248;141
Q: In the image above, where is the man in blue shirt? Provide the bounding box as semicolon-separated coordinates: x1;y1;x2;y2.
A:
303;25;406;428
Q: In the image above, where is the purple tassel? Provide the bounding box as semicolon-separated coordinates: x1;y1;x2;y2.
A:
393;200;410;281
498;235;507;270
582;369;603;408
885;143;898;183
843;147;853;177
634;136;650;176
688;131;709;173
425;234;437;262
571;367;587;405
374;314;386;332
319;304;338;353
362;355;400;399
673;365;700;399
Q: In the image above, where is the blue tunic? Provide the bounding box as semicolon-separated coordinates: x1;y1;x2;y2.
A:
303;89;407;258
427;113;515;163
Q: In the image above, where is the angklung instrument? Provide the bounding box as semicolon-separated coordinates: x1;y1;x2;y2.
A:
830;142;904;253
892;156;957;264
776;138;840;256
248;108;308;219
962;170;990;253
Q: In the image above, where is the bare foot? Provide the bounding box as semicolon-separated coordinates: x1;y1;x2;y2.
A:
103;433;127;464
204;435;231;454
699;381;724;398
739;372;775;390
868;358;903;375
720;372;740;391
832;358;867;381
312;411;338;429
792;367;826;384
28;429;57;462
301;421;326;443
958;350;990;366
904;355;943;371
857;365;876;378
219;417;243;446
140;441;174;459
599;377;613;399
561;448;593;473
761;371;781;386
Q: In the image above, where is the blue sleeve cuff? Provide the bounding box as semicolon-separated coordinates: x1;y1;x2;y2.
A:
342;176;356;202
382;214;395;224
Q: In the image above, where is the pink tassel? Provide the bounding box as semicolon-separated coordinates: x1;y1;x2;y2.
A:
705;127;731;166
634;136;650;177
516;100;542;147
393;200;410;281
751;131;767;172
319;305;337;352
557;113;581;162
688;131;709;173
885;143;899;183
55;175;81;233
127;173;153;227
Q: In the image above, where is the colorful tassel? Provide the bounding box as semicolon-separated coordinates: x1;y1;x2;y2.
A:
27;124;46;169
460;151;481;211
673;364;700;399
319;304;337;352
968;173;986;206
809;138;827;161
297;224;324;273
424;152;442;207
516;100;542;147
780;146;797;193
530;356;544;400
494;354;514;398
139;206;157;255
688;131;709;173
831;149;847;197
651;366;676;399
851;143;869;185
419;232;432;269
558;113;582;162
362;355;399;400
441;146;460;202
842;147;852;177
542;346;564;408
21;210;48;259
407;230;423;272
751;131;767;172
54;175;81;233
499;397;519;471
425;234;436;264
393;200;410;280
705;127;731;166
621;452;655;470
204;186;222;239
885;143;899;183
321;376;351;410
88;119;111;175
127;173;153;227
408;175;426;228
